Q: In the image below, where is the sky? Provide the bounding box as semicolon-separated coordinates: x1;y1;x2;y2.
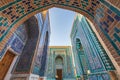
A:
49;7;75;46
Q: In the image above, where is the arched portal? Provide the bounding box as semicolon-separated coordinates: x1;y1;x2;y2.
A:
55;55;63;80
55;55;63;68
76;38;88;79
0;0;120;77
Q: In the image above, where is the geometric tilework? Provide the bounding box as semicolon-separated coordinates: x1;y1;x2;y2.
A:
113;27;120;54
10;34;24;54
93;2;120;56
0;23;26;59
15;24;28;42
74;16;105;73
0;16;9;38
46;46;75;79
1;0;120;76
32;11;50;76
94;5;120;55
14;16;39;73
71;14;115;80
76;38;88;75
0;0;100;42
0;0;119;43
88;73;110;80
71;14;114;79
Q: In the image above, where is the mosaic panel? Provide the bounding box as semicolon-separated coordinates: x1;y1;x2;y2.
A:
93;3;120;55
88;73;110;80
0;0;120;75
88;75;98;80
0;31;24;59
0;16;9;38
86;43;104;72
15;24;28;42
0;1;119;40
0;0;102;41
10;35;24;54
78;17;105;72
46;46;75;79
71;15;115;79
14;16;39;73
76;39;88;74
87;15;115;71
0;0;120;59
102;73;111;80
0;0;119;57
0;32;25;59
0;0;37;41
0;21;28;59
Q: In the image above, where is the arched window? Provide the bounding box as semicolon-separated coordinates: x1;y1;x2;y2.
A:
76;38;83;51
55;56;63;65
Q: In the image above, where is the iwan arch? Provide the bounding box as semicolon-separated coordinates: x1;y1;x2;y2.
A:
0;0;120;79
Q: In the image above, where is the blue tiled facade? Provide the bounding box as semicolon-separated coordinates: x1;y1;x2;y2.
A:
0;0;120;79
32;11;51;76
0;11;50;79
46;46;75;80
0;23;27;59
71;14;115;80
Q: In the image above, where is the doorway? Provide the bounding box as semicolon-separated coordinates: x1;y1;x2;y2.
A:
0;51;15;80
56;69;62;80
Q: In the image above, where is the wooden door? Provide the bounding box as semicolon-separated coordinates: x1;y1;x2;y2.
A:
56;69;62;80
0;51;15;80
